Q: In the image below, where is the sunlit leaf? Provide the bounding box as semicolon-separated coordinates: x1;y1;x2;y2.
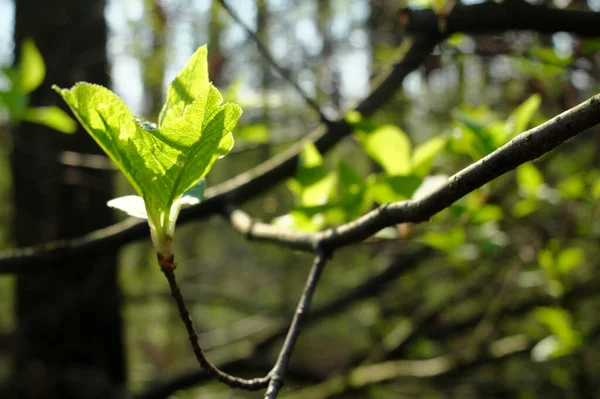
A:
512;58;564;79
237;124;269;143
506;94;541;137
345;110;377;133
367;175;422;204
360;125;412;175
22;106;77;133
453;116;497;158
18;38;45;93
532;307;582;359
54;45;240;251
446;33;466;48
412;136;447;177
516;163;544;197
512;198;541;218
421;226;466;252
471;204;503;224
337;161;368;216
557;175;585;199
529;46;573;67
556;247;585;275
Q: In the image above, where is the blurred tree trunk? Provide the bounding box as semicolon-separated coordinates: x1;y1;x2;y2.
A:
11;0;125;398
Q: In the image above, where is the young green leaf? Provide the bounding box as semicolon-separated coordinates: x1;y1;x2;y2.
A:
360;125;412;175
54;45;241;253
18;38;45;94
22;106;77;133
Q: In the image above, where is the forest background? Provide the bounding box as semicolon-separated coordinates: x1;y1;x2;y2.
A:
1;0;600;398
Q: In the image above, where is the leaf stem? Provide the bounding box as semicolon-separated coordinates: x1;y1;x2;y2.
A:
157;253;270;390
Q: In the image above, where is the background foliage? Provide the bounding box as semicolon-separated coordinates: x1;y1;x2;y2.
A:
1;0;600;398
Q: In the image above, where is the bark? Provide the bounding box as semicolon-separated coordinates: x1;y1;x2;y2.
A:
11;0;125;397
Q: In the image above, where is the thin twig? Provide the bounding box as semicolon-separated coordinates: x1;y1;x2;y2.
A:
265;250;330;399
226;92;600;252
218;0;329;123
157;253;270;390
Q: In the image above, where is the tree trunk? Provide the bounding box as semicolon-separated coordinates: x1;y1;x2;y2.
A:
11;0;125;397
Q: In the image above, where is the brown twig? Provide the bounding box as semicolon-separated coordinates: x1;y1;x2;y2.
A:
218;0;329;123
157;253;270;390
265;250;330;399
226;92;600;252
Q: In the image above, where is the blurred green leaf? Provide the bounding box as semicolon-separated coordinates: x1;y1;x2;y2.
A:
237;124;269;143
512;198;541;218
22;106;77;133
471;204;503;224
273;210;325;233
516;163;544;197
421;226;466;252
337;161;368;216
529;46;573;67
454;115;498;158
289;143;337;207
18;38;45;93
345;110;377;133
556;247;585;275
412;136;447;177
532;307;582;360
446;33;466;48
506;94;541;137
360;125;412;175
557;175;585;199
299;142;323;168
512;58;564;79
367;174;422;204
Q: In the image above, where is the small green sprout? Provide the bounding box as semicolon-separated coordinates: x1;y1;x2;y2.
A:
53;45;241;259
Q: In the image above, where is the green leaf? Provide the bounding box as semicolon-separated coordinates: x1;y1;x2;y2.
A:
556;247;584;275
237;124;269;143
529;46;573;67
360;125;411;175
532;307;582;359
367;175;422;204
158;46;210;127
455;115;498;157
288;143;336;206
412;136;447;177
471;204;503;224
22;106;77;133
345;110;377;133
18;38;45;93
506;94;541;137
512;198;541;218
421;226;466;252
54;45;240;251
337;161;367;216
557;175;585;199
516;163;544;197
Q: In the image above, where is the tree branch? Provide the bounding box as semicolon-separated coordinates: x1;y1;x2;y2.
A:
402;0;600;38
0;35;437;273
159;255;270;390
265;250;330;399
226;93;600;252
218;0;329;122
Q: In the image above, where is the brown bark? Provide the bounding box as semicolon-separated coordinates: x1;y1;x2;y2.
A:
11;0;125;397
